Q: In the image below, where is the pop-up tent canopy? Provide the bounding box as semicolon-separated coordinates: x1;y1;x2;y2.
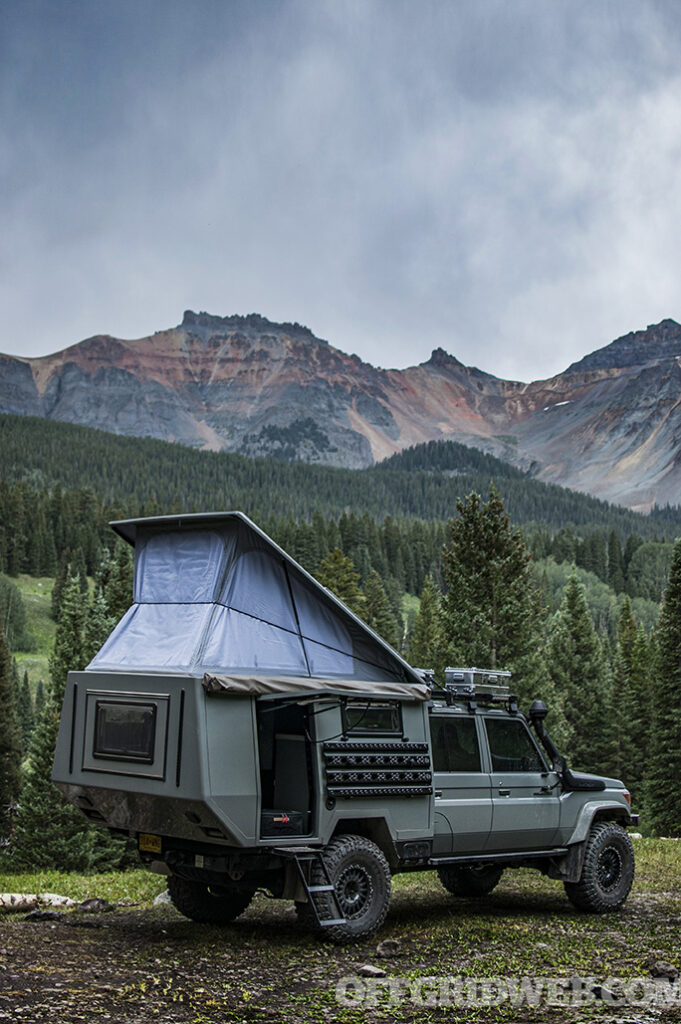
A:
89;512;424;687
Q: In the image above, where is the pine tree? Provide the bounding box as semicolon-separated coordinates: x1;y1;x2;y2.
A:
0;626;22;838
17;670;34;753
11;697;94;870
71;546;90;598
614;613;651;810
647;539;681;835
12;576;94;869
545;574;616;775
34;679;45;720
408;575;443;673
362;571;400;648
83;590;115;665
439;488;546;706
104;541;134;623
317;548;366;617
49;575;87;703
608;532;626;594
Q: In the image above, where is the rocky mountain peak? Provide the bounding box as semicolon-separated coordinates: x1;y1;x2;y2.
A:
566;318;681;374
181;309;317;341
424;347;464;369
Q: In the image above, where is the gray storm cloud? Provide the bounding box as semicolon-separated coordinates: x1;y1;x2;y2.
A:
1;0;681;380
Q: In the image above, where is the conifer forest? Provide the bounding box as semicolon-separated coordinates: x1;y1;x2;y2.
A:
1;410;680;871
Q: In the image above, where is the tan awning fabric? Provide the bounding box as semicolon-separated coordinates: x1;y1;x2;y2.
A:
203;673;430;701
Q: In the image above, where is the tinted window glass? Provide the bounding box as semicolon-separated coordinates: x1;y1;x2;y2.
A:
429;716;481;772
485;718;545;772
94;702;157;762
343;701;402;735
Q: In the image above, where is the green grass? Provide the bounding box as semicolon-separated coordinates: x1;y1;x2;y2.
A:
0;868;166;904
0;841;679;1023
12;575;56;689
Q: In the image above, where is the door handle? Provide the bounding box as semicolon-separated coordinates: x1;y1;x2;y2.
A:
498;789;510;797
434;791;443;798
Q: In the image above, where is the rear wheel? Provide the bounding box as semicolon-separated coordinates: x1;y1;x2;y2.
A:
296;834;391;943
167;875;255;924
437;863;504;897
564;821;634;913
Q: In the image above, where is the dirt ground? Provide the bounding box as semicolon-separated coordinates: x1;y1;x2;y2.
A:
1;868;680;1024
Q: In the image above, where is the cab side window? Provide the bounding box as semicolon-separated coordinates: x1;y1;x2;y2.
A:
484;718;545;772
429;717;481;772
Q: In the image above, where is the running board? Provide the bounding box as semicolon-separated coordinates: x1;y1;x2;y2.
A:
429;848;569;867
275;847;346;928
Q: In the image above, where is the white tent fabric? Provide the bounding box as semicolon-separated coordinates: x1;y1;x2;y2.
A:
89;518;420;683
91;603;214;670
201;607;308;675
221;549;299;632
134;530;227;604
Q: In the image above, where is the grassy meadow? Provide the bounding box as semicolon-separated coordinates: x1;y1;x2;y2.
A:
0;838;679;1023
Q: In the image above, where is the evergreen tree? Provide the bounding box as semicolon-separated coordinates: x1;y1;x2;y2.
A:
608;531;626;594
12;576;93;869
0;575;33;650
83;590;115;665
613;600;651;810
0;626;22;838
439;488;545;706
362;571;400;648
408;575;443;672
34;679;45;720
49;575;87;702
545;574;615;775
17;670;34;753
647;540;681;835
71;546;90;598
104;541;134;623
317;548;366;617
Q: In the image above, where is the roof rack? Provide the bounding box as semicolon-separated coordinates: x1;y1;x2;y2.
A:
431;667;519;713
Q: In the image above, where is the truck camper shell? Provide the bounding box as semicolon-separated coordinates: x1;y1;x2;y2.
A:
53;512;431;859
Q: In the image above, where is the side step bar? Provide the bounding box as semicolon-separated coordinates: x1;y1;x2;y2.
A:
275;847;346;928
430;847;569;867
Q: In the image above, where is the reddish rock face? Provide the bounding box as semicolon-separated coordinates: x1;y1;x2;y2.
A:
2;311;681;509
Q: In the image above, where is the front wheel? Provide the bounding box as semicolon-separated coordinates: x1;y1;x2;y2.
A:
296;834;391;943
564;821;634;913
167;875;255;924
437;863;504;897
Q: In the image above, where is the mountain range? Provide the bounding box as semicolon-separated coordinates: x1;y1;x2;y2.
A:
2;310;681;512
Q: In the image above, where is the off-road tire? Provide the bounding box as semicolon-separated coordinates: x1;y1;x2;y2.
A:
295;834;391;943
167;875;255;924
564;821;634;913
437;863;504;897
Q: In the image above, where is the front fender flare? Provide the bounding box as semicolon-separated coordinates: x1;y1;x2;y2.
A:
565;800;632;846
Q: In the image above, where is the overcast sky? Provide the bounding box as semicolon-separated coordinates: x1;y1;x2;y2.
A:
2;0;681;381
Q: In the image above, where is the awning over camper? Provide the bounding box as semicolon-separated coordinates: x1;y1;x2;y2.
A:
88;512;423;686
203;673;431;700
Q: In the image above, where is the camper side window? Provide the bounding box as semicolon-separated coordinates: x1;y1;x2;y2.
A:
342;700;402;736
93;701;157;763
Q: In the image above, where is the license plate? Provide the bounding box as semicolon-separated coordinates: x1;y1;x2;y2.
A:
138;832;162;854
